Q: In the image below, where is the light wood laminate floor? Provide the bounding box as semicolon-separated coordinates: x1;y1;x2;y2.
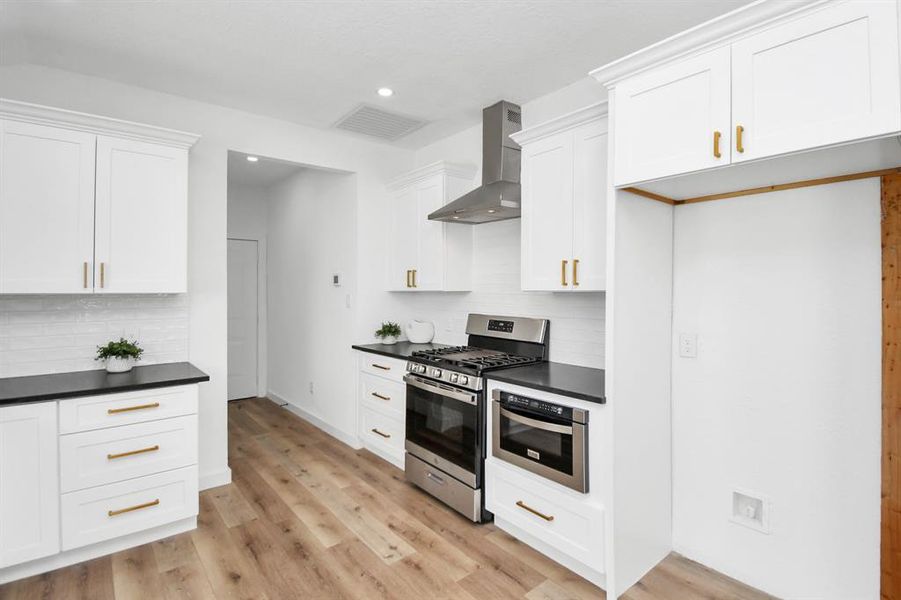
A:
1;397;775;600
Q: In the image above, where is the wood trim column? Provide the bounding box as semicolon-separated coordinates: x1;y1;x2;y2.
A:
883;173;901;599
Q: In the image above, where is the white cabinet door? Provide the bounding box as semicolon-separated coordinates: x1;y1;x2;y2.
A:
387;186;418;291
571;120;608;292
94;136;188;293
414;175;446;291
613;46;731;185
0;401;59;568
521;132;575;291
731;1;901;163
0;121;96;293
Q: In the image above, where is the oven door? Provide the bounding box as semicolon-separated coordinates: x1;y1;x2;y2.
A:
404;374;481;488
492;400;588;493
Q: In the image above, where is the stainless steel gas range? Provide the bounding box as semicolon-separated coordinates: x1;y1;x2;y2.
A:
403;314;549;522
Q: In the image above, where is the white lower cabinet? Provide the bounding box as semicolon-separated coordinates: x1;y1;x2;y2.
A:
0;402;60;568
357;352;406;468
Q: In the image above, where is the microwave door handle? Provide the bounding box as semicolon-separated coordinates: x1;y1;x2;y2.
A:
498;406;573;435
403;374;478;405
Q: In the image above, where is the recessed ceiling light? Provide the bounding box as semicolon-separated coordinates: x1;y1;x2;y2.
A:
246;156;259;162
487;209;496;214
377;87;394;97
453;216;460;219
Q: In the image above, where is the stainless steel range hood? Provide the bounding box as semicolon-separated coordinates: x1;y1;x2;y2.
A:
428;101;522;224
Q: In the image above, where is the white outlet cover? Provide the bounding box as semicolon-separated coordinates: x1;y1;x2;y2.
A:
678;333;698;358
730;488;771;534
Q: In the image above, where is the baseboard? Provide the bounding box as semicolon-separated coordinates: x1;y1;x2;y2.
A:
0;517;196;585
199;465;232;491
265;392;362;450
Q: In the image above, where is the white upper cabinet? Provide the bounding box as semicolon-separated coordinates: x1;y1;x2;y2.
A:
0;401;59;568
514;103;608;292
0;121;97;293
0;100;199;294
613;48;731;186
95;136;188;293
596;0;901;188
731;0;901;162
385;162;476;292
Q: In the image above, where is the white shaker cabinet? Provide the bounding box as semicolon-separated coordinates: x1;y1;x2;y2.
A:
0;120;97;293
94;136;188;293
385;162;476;291
0;402;59;568
731;0;901;163
612;47;731;186
514;103;608;292
0;100;198;294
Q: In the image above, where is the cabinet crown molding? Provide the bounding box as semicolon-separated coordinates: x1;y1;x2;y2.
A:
386;160;477;191
509;102;608;146
0;99;201;149
589;0;834;87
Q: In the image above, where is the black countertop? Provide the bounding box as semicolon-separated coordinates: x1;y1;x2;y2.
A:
0;362;210;406
486;362;606;404
352;341;451;360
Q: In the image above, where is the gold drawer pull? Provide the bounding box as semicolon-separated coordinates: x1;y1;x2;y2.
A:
83;262;89;289
561;259;568;287
371;364;391;371
100;262;106;288
572;259;580;287
406;270;412;288
107;445;159;460
516;500;554;522
108;498;159;517
108;402;160;415
736;125;745;153
713;130;722;158
411;269;417;288
371;428;391;439
371;392;391;401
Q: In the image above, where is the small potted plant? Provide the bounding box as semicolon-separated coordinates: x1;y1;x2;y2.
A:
96;337;144;373
374;322;402;345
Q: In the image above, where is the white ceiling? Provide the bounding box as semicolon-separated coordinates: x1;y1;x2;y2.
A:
1;0;752;148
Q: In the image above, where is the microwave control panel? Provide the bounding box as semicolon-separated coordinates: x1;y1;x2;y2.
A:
497;391;586;423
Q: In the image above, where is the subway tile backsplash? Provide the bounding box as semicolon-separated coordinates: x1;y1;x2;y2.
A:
0;295;189;377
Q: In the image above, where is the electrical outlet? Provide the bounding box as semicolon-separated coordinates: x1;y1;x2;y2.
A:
679;333;698;358
730;489;770;534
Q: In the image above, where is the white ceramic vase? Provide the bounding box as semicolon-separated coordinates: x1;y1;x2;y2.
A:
380;335;398;345
105;357;135;373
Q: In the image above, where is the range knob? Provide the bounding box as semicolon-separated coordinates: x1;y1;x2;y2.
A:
432;368;443;378
450;373;459;383
459;376;469;386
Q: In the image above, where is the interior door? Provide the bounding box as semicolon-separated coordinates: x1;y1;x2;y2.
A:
613;46;731;185
414;175;446;291
521;131;575;291
387;186;418;290
227;239;258;401
0;120;96;293
94;135;188;293
0;401;59;568
731;0;901;163
571;119;608;291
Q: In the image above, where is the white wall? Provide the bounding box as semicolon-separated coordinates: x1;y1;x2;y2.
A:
671;179;882;599
266;169;360;444
227;181;269;397
0;64;413;489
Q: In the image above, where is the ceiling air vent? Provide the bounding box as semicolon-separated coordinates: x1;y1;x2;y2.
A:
333;104;428;141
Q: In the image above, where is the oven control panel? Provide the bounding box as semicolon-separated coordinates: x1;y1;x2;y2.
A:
495;391;587;424
406;361;481;391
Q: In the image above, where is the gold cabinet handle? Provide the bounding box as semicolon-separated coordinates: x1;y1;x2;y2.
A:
371;363;390;371
713;130;722;158
108;498;159;517
572;259;580;287
736;125;745;153
107;445;159;460
108;402;160;415
83;262;89;289
516;500;554;522
100;262;106;288
412;269;417;288
406;270;412;288
371;392;391;401
371;428;391;439
561;260;568;287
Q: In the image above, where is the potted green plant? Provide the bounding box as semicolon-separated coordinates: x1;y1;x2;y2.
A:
374;321;402;345
96;337;144;373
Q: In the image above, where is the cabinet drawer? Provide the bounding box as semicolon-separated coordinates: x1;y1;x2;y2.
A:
60;415;197;493
360;354;407;383
487;461;604;569
59;385;198;434
360;374;405;415
61;465;198;551
360;405;404;453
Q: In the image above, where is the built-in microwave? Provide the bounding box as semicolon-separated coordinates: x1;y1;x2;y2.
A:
491;389;588;493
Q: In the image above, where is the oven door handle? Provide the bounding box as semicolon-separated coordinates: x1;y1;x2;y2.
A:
404;374;478;405
498;406;573;435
